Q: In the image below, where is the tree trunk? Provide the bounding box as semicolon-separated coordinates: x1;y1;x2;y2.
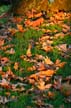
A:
12;0;71;15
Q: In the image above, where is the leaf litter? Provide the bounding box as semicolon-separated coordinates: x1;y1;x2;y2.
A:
0;8;71;108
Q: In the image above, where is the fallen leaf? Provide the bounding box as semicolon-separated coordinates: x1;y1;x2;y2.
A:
17;24;24;32
27;66;36;71
36;79;52;90
0;39;4;47
36;62;46;71
8;28;18;35
57;44;67;52
42;42;53;52
5;48;15;54
25;17;44;27
47;91;55;99
0;57;9;66
62;24;70;30
54;32;64;39
26;44;32;57
5;92;11;96
60;82;71;96
0;78;11;89
14;62;19;70
44;56;54;65
12;17;23;23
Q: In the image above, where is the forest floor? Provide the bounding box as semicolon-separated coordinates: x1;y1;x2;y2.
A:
0;5;71;108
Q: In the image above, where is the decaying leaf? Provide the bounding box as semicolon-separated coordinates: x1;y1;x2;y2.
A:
27;66;36;71
42;42;53;52
17;24;24;32
0;39;5;47
36;79;52;90
47;91;55;99
0;57;9;66
14;62;19;70
12;17;23;23
8;28;18;35
1;44;14;51
26;44;32;57
25;17;44;27
5;48;15;54
44;56;54;65
55;59;66;69
0;78;11;89
60;82;71;96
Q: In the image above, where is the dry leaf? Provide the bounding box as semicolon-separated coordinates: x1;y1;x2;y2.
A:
14;62;19;70
57;62;66;68
5;48;15;54
57;44;67;52
0;78;11;89
5;92;11;96
60;83;71;96
0;57;9;66
42;42;53;52
44;56;54;65
36;62;46;71
27;66;36;71
17;24;24;32
0;39;4;47
28;79;35;85
25;17;44;27
12;17;23;23
8;28;18;35
1;44;14;51
62;24;70;30
26;44;32;57
55;32;65;39
36;79;52;90
47;91;55;99
29;70;55;80
0;66;2;71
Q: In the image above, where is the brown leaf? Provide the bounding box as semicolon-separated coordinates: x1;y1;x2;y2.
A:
0;78;11;89
27;66;36;71
36;79;52;90
25;17;44;27
47;91;55;99
42;42;53;52
26;44;32;57
1;44;14;51
17;24;24;32
57;62;66;68
5;48;15;54
29;70;55;80
5;92;11;96
57;44;67;52
14;62;19;70
8;28;17;35
60;83;71;96
55;59;66;68
54;32;64;39
0;39;4;47
12;17;23;23
44;56;54;65
0;57;9;66
62;24;70;30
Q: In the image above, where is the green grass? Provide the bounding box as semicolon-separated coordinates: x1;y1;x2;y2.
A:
0;5;11;24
